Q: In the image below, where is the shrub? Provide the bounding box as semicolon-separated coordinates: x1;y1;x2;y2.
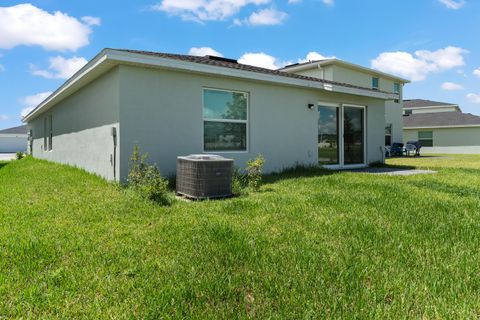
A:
15;152;25;160
245;154;265;191
231;168;247;196
127;145;172;206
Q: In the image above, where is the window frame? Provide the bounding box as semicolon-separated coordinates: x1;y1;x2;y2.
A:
202;87;249;153
385;123;392;146
43;117;48;151
418;131;433;147
372;77;379;90
48;115;53;151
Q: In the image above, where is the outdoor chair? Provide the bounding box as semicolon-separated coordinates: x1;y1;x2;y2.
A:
406;141;421;156
389;142;405;157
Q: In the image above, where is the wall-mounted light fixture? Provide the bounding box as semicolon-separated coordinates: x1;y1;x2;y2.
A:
307;103;315;110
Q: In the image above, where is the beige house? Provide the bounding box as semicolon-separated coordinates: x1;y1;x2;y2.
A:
23;49;404;181
403;99;480;154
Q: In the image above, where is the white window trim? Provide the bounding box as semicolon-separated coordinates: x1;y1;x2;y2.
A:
418;131;434;147
202;87;249;153
317;102;367;169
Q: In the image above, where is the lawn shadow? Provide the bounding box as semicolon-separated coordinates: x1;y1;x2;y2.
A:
0;162;10;170
263;165;339;185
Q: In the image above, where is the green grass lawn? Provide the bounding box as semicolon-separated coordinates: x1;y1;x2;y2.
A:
1;156;480;318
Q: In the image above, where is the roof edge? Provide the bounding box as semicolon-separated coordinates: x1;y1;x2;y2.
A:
281;59;411;83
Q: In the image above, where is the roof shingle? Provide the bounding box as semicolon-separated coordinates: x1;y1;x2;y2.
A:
403;112;480;128
114;49;393;95
0;125;28;134
404;99;456;109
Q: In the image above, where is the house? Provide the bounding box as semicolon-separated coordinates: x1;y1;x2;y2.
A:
23;49;404;181
403;99;480;154
281;59;409;149
0;125;27;153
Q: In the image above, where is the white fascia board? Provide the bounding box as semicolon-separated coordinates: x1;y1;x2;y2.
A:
106;50;397;100
403;105;460;110
23;51;110;122
404;124;480;129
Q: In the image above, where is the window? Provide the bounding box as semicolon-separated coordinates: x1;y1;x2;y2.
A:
393;83;400;103
393;83;400;94
385;123;392;146
418;131;433;147
372;77;379;90
43;117;48;151
203;88;248;152
404;109;412;115
48;115;53;151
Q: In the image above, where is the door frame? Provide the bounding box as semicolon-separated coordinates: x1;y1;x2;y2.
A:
318;102;367;169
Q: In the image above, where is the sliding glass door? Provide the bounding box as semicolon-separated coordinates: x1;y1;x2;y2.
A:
318;104;366;167
318;105;339;165
343;106;365;165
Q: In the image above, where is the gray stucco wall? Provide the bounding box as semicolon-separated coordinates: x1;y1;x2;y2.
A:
404;127;480;154
0;135;27;153
28;67;120;180
118;65;386;180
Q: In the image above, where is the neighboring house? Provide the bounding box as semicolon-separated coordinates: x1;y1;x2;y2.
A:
403;99;480;154
281;59;409;148
23;49;403;181
0;125;27;153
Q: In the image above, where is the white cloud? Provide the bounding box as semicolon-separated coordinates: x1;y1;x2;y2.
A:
473;68;480;78
438;0;465;9
81;16;101;26
20;92;53;118
371;46;468;81
298;51;335;63
152;0;270;22
441;82;464;90
188;47;223;57
288;0;302;3
0;114;8;121
238;52;290;69
31;56;88;80
467;93;480;103
0;4;99;51
322;0;335;6
245;8;287;26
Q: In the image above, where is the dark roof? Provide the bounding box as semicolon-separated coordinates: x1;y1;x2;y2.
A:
403;112;480;128
114;49;392;95
404;99;456;109
0;124;27;134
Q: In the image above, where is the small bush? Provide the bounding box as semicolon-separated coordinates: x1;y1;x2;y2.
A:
127;145;172;206
15;152;25;160
246;154;265;191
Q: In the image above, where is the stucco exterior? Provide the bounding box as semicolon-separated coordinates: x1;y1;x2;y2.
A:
284;63;405;145
117;65;386;180
28;67;120;180
25;50;396;182
404;127;480;154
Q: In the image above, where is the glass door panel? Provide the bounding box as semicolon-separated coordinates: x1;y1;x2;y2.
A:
318;105;339;165
343;106;364;165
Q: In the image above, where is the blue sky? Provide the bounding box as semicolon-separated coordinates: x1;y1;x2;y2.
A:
0;0;479;129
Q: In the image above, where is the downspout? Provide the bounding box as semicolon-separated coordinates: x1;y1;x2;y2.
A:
111;127;117;180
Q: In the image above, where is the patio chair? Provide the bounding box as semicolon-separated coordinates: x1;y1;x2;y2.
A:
406;141;421;156
389;142;405;157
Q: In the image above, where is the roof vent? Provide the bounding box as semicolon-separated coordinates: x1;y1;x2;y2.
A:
205;55;238;64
